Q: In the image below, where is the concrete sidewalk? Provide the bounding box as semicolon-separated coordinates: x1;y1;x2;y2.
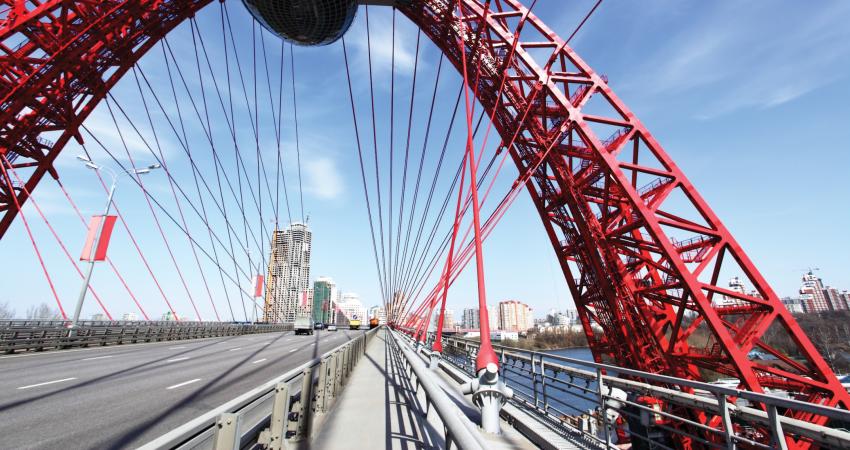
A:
312;329;538;450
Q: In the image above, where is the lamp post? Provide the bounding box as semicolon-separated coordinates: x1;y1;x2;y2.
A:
70;155;161;330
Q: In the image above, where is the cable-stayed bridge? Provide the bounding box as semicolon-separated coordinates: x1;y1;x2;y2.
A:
0;1;848;449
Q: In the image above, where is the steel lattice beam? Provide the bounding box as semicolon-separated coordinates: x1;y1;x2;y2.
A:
0;1;847;447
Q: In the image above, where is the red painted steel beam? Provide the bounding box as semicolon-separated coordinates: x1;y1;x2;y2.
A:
0;1;846;446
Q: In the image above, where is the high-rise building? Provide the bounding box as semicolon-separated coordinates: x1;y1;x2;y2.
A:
444;309;455;329
312;277;338;325
462;308;480;329
336;293;367;325
780;297;805;314
122;312;138;321
90;313;106;321
714;277;748;308
840;291;850;310
390;291;406;324
499;300;533;332
369;305;387;324
800;271;829;313
823;286;846;311
264;223;312;323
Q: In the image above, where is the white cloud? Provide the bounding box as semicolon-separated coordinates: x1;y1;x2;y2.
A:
303;157;343;200
618;0;850;118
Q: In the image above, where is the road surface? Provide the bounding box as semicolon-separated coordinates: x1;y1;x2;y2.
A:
0;329;362;449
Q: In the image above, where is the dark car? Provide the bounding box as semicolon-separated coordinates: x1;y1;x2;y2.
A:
314;322;324;330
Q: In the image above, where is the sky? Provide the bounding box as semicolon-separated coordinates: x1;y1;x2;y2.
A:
1;0;849;321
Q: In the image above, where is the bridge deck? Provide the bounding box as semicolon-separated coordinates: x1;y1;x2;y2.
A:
313;329;540;450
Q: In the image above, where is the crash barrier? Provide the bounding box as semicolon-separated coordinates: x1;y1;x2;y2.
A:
0;320;292;353
140;327;379;450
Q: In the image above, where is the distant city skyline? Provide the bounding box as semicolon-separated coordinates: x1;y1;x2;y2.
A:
0;1;848;321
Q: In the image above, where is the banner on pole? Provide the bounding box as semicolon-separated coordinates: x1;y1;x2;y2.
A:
254;275;264;298
80;215;117;261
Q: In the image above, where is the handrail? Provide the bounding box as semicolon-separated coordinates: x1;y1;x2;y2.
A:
444;335;850;424
388;329;487;450
141;327;380;449
440;335;850;448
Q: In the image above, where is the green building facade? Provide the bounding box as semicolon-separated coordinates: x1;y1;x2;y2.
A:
313;279;333;324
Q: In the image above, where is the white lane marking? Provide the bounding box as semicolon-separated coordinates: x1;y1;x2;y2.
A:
169;346;186;350
166;378;201;390
229;347;242;352
81;355;114;361
310;343;316;346
167;357;190;363
252;358;267;364
17;377;77;390
289;348;298;353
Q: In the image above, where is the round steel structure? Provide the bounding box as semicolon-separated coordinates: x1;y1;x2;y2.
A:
0;1;847;446
242;0;358;45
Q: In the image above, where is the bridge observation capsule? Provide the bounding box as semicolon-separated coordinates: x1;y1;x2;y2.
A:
241;0;360;46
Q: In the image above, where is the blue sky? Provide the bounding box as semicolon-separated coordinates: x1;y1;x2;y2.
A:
1;0;849;321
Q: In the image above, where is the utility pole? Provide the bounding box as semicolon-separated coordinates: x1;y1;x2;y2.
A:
69;156;160;331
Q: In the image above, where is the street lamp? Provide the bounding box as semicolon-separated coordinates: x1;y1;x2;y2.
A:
70;155;161;329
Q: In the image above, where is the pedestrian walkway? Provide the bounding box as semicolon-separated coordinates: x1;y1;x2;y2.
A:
312;329;539;450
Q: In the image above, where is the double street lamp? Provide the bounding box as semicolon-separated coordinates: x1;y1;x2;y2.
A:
70;155;161;329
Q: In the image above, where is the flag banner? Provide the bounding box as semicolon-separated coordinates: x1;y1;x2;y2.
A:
80;215;118;261
254;275;264;298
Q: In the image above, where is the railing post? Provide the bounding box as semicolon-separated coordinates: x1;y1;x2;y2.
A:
767;404;789;450
315;358;329;414
596;368;611;447
717;393;736;450
291;367;315;443
258;382;290;450
531;352;539;409
541;360;548;413
212;413;241;450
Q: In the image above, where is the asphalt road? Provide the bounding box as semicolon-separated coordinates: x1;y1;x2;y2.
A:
0;329;363;449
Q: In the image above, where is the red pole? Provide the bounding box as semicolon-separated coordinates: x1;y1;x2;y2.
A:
455;0;498;373
433;153;469;353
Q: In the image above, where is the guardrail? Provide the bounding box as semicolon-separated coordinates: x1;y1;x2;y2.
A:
0;320;292;353
387;329;487;450
141;327;379;450
438;335;850;450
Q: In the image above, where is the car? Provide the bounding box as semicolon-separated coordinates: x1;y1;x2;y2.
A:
326;324;338;331
314;322;324;330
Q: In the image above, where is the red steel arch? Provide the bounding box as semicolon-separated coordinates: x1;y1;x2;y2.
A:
1;0;847;443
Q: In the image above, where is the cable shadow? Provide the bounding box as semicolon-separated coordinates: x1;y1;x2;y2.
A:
105;329;359;448
0;333;261;413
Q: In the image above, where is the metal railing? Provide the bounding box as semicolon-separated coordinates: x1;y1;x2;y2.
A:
141;327;380;450
387;329;488;450
0;320;292;353
438;335;850;450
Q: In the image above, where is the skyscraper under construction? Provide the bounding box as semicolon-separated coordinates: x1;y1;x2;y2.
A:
264;223;312;323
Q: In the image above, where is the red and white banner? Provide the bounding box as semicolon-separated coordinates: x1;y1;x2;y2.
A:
80;215;117;261
254;275;264;298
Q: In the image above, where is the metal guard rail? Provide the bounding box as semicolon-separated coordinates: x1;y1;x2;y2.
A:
1;320;293;353
439;335;850;449
141;327;380;450
388;329;487;450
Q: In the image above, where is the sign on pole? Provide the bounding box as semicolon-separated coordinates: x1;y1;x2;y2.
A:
80;215;117;261
254;275;264;298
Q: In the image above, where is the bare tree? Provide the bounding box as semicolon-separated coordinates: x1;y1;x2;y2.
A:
25;303;62;320
0;301;14;319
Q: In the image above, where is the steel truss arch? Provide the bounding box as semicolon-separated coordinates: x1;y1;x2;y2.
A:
0;1;847;446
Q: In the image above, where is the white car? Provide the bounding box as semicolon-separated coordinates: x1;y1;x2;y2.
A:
326;324;338;331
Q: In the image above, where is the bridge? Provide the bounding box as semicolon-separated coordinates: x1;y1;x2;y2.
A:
1;0;849;449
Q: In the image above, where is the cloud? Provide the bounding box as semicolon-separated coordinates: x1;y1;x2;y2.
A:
617;0;850;118
346;6;419;81
303;157;343;200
